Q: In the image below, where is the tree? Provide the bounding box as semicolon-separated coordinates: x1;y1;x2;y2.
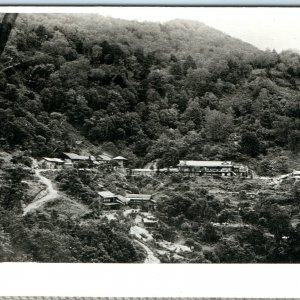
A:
0;14;18;56
200;222;220;243
205;109;234;142
215;236;254;263
288;130;300;154
292;181;300;203
240;131;261;157
183;99;203;127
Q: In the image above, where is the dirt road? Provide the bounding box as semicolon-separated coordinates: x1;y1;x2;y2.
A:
23;170;59;216
135;240;160;263
253;172;291;187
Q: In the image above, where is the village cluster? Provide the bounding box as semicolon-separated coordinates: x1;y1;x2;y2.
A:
36;153;253;220
34;152;252;224
40;152;253;178
40;152;128;169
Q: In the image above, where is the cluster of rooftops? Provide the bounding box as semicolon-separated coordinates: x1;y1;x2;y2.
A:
40;152;127;168
39;152;251;178
131;160;251;178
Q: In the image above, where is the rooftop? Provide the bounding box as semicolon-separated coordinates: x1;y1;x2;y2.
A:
98;154;112;161
113;156;127;160
143;218;158;223
159;168;179;172
131;169;156;172
126;194;152;200
43;157;64;163
63;152;89;160
98;191;116;198
177;160;233;167
116;195;129;204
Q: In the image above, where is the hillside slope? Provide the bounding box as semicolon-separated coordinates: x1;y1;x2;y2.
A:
0;14;299;263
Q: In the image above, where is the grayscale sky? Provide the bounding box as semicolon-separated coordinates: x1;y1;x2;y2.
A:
94;7;300;52
1;6;299;52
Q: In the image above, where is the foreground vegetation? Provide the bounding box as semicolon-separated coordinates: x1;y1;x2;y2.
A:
0;153;299;263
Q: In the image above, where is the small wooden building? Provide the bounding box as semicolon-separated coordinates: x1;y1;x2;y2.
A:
142;216;159;228
130;169;157;177
233;164;250;177
292;170;300;179
97;153;112;164
40;157;65;169
98;191;125;210
63;152;89;161
64;161;73;168
63;152;92;167
126;193;156;210
113;156;127;168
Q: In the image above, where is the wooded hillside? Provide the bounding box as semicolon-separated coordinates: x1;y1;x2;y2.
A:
0;14;298;168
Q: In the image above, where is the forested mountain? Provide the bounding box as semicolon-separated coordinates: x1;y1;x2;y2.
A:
0;14;299;263
2;13;298;167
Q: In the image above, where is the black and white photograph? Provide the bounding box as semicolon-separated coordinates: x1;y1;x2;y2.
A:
0;296;299;300
0;6;299;263
0;298;300;300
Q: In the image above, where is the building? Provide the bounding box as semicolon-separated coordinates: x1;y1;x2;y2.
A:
157;168;180;174
92;160;101;168
63;152;93;167
98;191;125;210
233;164;250;177
97;153;112;165
129;168;179;176
64;161;73;168
116;194;129;205
292;170;300;179
63;152;90;161
142;216;159;228
40;157;65;169
130;169;157;176
126;194;156;210
177;160;249;177
113;156;127;168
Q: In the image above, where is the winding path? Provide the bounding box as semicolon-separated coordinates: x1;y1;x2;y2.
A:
253;172;292;187
135;239;160;264
23;170;59;216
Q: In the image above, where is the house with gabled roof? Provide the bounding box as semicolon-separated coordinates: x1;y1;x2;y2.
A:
63;152;95;168
97;153;112;164
63;152;90;161
40;157;65;169
98;191;126;210
126;193;156;210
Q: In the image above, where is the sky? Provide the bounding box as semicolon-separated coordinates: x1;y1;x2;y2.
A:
1;6;300;52
93;7;300;52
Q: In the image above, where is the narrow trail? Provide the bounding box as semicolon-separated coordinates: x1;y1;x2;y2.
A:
23;169;59;216
135;239;160;264
253;172;292;187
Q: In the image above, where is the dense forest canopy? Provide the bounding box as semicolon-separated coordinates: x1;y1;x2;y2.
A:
0;13;298;168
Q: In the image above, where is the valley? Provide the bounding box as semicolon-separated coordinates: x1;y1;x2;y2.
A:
0;13;299;263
